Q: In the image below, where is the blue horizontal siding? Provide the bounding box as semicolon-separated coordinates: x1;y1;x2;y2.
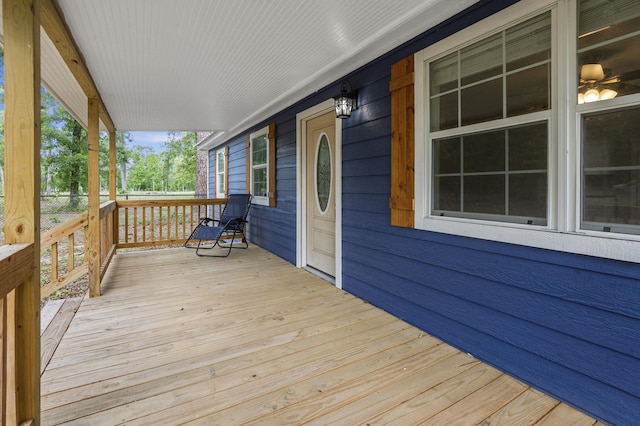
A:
206;0;640;423
219;118;298;265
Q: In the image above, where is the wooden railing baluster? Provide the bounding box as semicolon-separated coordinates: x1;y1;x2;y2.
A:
142;207;147;243
51;242;58;285
115;198;225;249
133;207;138;243
68;233;75;273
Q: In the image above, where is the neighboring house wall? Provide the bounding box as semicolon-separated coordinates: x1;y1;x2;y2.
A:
195;132;210;197
208;0;640;423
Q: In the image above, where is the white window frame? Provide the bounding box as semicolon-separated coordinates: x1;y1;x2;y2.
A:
215;148;226;198
415;0;640;263
249;125;270;206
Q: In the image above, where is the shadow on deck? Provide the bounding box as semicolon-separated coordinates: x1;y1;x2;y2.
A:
40;246;596;425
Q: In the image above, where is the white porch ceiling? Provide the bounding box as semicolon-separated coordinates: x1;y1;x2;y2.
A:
6;0;479;140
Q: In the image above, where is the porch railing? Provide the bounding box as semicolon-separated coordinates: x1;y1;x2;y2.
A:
40;210;88;299
39;200;117;299
116;198;225;249
36;198;226;297
0;242;34;425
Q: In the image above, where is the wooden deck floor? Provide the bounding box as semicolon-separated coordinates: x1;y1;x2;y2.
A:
40;246;597;425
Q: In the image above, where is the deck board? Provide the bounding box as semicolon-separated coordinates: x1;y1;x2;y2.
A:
41;297;83;374
41;246;596;425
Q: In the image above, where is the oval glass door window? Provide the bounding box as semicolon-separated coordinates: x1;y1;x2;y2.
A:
316;134;332;213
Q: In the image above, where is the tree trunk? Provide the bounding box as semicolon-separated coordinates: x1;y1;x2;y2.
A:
119;162;127;192
68;122;83;209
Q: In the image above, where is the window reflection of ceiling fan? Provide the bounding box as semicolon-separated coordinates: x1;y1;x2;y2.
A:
579;63;617;103
578;63;640;103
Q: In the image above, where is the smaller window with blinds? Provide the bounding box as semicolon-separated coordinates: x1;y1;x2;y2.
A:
215;148;226;198
428;11;551;225
250;126;269;199
247;123;276;207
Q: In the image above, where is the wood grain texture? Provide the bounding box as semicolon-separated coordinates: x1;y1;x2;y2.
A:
40;297;82;374
3;0;42;421
389;54;415;228
0;244;34;297
39;246;593;425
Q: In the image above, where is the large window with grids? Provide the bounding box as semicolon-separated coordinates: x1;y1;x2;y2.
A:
429;11;551;225
578;0;640;234
413;0;640;262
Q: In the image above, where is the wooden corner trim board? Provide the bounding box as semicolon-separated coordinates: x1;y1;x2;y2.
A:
268;122;277;207
246;134;251;193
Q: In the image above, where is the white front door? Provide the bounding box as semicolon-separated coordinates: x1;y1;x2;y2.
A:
305;111;336;277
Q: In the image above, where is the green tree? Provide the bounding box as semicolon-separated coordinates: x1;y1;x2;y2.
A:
98;131;133;193
128;145;163;191
161;132;196;192
41;90;88;208
117;132;133;192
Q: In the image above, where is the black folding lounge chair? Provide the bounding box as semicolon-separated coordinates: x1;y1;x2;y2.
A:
184;193;252;257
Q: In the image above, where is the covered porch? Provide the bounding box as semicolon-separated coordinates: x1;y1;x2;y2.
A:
40;245;595;425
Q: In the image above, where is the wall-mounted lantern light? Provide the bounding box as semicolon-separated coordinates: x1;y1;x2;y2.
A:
334;80;358;119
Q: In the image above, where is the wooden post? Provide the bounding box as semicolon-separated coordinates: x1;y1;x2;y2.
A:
109;131;117;200
87;98;101;297
109;131;119;247
3;0;41;423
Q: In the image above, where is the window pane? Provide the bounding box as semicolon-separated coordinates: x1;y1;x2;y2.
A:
217;176;224;195
464;131;505;173
583;107;640;229
461;78;503;126
217;151;225;172
252;134;267;166
583;108;640;168
430;92;458;131
507;64;549;117
461;33;502;86
578;0;640;102
509;123;547;171
434;176;460;212
509;173;547;218
506;12;551;71
316;135;331;213
464;174;505;215
579;0;640;48
432;123;548;222
578;34;640;100
434;137;461;174
252;167;267;197
584;170;640;226
430;51;458;95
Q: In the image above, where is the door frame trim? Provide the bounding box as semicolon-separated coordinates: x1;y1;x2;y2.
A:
296;99;342;288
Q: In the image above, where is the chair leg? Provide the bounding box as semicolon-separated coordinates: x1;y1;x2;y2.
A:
194;229;248;257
